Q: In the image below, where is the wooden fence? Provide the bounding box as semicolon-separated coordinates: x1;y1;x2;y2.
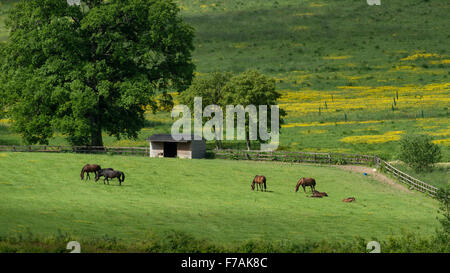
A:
0;145;439;196
213;149;439;197
377;158;438;196
213;149;377;165
0;145;149;156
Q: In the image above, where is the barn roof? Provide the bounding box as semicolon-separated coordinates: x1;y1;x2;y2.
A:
147;134;203;143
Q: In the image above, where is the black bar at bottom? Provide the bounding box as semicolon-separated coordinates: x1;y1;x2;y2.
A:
0;253;447;272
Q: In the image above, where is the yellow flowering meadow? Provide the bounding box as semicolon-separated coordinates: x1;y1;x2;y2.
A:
278;83;450;116
323;56;352;60
401;53;442;61
432;139;450;146
340;131;405;144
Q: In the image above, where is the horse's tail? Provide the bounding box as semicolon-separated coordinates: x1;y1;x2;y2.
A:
121;172;125;182
263;179;267;191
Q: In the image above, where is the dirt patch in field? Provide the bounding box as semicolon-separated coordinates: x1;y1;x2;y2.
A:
335;165;412;193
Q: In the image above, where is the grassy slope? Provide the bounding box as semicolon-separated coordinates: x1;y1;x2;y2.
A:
0;1;14;42
0;152;439;244
0;0;448;160
391;162;449;188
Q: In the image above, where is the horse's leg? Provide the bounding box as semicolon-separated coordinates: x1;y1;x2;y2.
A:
303;185;306;193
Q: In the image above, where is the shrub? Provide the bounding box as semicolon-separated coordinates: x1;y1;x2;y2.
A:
398;135;442;172
436;187;450;238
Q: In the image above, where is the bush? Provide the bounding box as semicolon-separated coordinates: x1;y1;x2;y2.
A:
436;187;450;238
398;135;442;172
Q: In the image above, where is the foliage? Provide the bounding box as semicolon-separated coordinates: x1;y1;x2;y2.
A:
0;230;448;253
398;134;442;172
222;70;286;150
0;0;194;146
435;187;450;238
178;72;232;148
179;72;232;108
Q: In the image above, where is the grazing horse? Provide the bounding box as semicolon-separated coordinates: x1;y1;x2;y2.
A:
95;169;125;186
343;197;356;203
80;164;102;180
251;175;267;192
295;177;316;193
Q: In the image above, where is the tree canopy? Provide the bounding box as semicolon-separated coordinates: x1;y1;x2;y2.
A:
179;70;285;150
0;0;195;146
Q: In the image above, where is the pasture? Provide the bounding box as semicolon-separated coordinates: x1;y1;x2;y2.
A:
0;0;448;162
0;152;440;248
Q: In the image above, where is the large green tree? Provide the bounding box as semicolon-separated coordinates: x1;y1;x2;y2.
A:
179;72;232;149
0;0;195;146
222;70;286;150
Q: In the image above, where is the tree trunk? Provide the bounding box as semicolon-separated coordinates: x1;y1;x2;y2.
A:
213;126;222;150
90;116;103;147
245;128;251;151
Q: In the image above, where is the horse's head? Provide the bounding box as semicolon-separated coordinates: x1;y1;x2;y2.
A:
251;181;255;190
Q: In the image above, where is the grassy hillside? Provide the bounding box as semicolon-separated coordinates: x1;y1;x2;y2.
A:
0;152;440;246
0;1;14;42
0;0;449;161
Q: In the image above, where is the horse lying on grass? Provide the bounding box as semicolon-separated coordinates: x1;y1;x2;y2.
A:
95;169;125;186
343;197;355;202
309;190;328;198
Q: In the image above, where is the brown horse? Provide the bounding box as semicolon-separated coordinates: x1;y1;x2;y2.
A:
295;177;316;193
80;164;101;180
311;190;328;197
251;175;267;191
343;197;356;203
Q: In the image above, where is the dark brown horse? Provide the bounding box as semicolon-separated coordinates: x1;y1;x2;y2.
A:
251;175;267;191
295;177;316;193
80;164;102;180
95;169;125;186
310;190;328;198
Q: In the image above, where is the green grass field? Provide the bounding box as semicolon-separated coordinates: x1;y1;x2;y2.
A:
0;152;441;249
0;0;448;162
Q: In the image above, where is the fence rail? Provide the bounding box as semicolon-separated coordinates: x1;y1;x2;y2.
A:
213;149;377;165
0;145;149;156
0;145;439;197
378;159;438;196
213;149;439;197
